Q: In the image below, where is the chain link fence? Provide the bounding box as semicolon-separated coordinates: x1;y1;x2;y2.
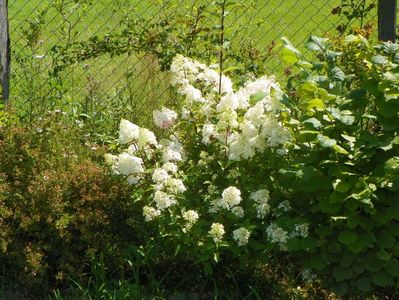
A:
7;0;379;127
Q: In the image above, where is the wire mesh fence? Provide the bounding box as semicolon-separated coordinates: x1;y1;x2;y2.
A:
7;0;381;127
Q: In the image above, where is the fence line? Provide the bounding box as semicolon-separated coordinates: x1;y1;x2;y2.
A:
0;0;396;123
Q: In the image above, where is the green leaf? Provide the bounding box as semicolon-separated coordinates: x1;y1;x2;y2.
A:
356;277;371;292
365;255;383;272
298;130;319;142
249;91;267;106
371;55;389;65
377;231;395;248
306;98;325;110
385;258;399;276
338;230;357;245
315;226;333;238
331;67;345;82
347;215;360;228
332;144;349;155
317;134;337;148
329;191;346;203
334;180;351;193
303;118;322;129
331;281;348;296
341;134;356;143
328;242;342;254
384;157;399;173
281;37;301;65
333;266;353;281
376;249;391;261
308;255;327;270
306;36;328;52
371;271;393;287
319;198;341;214
286;238;302;251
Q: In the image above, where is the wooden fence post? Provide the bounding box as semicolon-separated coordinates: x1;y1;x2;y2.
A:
378;0;397;42
0;0;10;105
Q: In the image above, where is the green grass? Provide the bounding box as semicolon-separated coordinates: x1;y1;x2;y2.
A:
8;0;353;124
7;0;382;126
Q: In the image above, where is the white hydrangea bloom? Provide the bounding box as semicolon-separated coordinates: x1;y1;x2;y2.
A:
235;89;250;109
244;102;265;127
181;85;204;103
162;138;184;162
221;186;242;209
241;121;258;139
104;153;117;166
291;223;309;238
152;168;170;183
219;75;234;94
250;190;269;202
165;178;186;194
182;210;199;224
162;162;178;173
127;175;140;185
197;68;219;89
232;228;250;246
209;223;225;242
202;124;215;144
119;119;140;144
231;206;244;218
216;92;239;112
266;223;289;250
153;107;178;129
143;206;161;222
117;153;144;176
228;137;255;161
217;109;239;130
250;189;271;218
154;191;176;210
138;128;157;148
277;200;292;213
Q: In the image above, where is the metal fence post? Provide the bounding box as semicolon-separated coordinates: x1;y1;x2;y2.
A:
378;0;397;41
0;0;10;105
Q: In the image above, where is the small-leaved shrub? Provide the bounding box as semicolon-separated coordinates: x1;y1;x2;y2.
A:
0;113;147;296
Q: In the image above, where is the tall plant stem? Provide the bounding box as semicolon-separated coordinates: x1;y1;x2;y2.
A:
218;0;226;96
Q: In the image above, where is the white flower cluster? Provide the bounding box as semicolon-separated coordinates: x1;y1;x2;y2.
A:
290;223;309;238
153;107;178;129
182;210;199;229
250;189;271;219
143;206;161;222
169;55;292;161
108;119;162;184
276;200;292;216
232;227;251;246
210;186;242;213
108;55;296;252
209;223;225;242
266;223;289;250
150;158;186;213
160;136;184;163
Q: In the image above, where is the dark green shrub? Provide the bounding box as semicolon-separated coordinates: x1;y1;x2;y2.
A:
0;113;147;296
279;35;399;296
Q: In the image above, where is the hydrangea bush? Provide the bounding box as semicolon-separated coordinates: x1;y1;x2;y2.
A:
106;54;307;273
107;35;399;296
